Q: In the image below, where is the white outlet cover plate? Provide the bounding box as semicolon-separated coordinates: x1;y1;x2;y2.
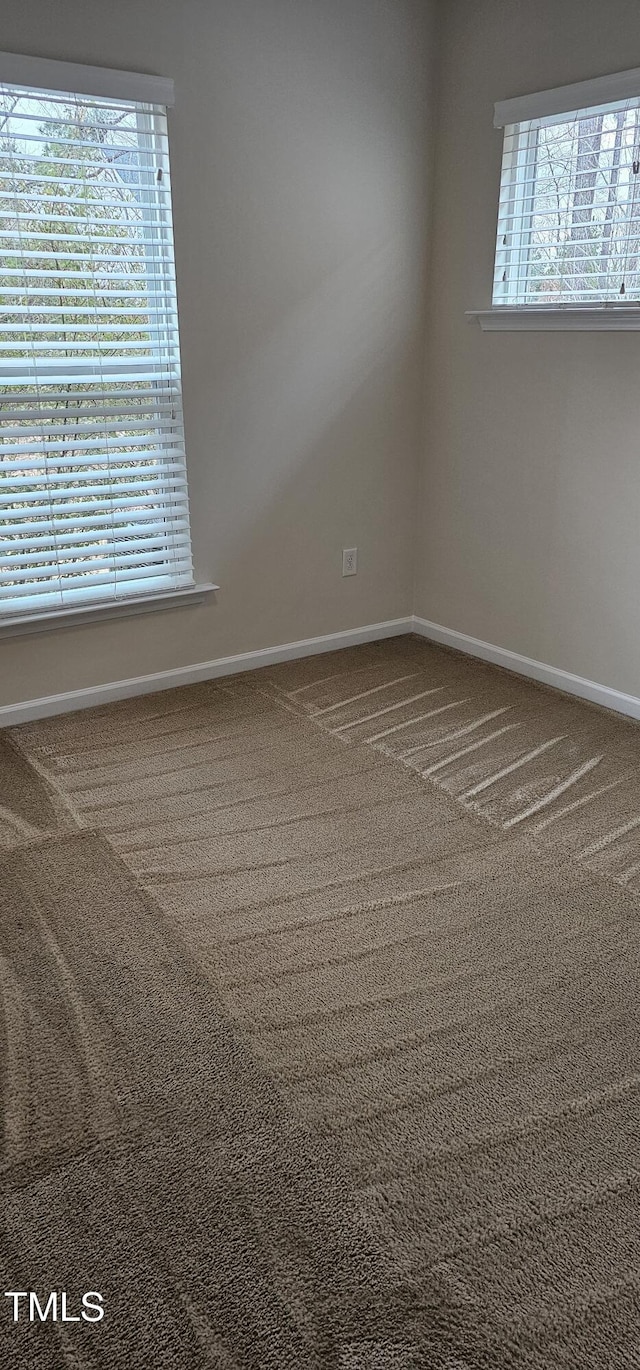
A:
342;547;358;576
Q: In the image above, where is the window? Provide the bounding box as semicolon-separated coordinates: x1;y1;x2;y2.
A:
0;53;194;622
493;67;640;308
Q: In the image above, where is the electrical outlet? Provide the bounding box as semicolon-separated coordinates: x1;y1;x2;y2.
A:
342;547;358;576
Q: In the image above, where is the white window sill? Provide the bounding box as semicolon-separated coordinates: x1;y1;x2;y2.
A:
466;307;640;331
0;583;218;639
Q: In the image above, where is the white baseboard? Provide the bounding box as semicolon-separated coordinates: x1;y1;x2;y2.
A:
413;616;640;722
3;611;639;728
0;617;413;727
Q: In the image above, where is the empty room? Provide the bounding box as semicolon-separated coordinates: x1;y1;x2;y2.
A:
2;0;640;1364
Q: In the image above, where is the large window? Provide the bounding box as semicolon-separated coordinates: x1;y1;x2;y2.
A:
493;68;640;308
0;55;193;622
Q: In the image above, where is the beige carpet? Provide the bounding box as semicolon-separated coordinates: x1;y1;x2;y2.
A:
3;634;640;1367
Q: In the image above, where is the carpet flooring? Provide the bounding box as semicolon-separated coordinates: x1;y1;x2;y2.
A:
3;634;640;1367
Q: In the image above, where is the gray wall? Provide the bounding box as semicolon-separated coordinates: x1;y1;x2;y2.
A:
415;0;640;698
1;0;436;707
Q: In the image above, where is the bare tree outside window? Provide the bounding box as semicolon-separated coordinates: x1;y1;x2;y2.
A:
494;96;640;306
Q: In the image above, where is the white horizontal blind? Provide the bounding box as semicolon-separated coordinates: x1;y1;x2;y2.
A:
0;76;193;618
494;94;640;306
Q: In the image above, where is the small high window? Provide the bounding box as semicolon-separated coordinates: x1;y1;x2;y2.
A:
494;68;640;307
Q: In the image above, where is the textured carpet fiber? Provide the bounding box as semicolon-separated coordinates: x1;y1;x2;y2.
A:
3;634;640;1367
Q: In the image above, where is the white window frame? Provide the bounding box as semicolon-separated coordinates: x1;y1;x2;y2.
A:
467;65;640;330
0;50;216;635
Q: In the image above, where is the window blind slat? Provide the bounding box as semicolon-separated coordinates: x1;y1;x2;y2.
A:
1;528;189;559
4;564;192;598
1;411;180;432
3;464;187;486
0;128;169;156
2;309;178;322
0;435;183;459
0;410;178;428
0;271;173;285
1;493;188;515
1;514;190;538
0;341;178;353
1;548;194;579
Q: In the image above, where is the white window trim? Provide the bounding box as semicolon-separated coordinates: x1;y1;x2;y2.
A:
478;65;640;328
466;307;640;331
0;50;173;105
494;66;640;130
0;582;217;639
